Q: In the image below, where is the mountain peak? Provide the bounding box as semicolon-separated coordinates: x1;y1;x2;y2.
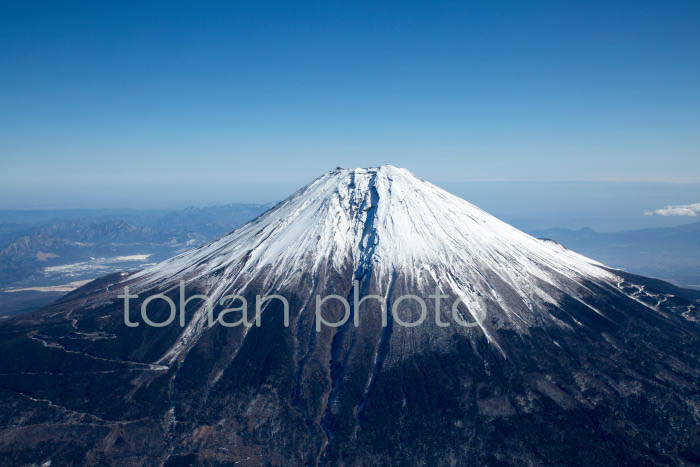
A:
133;163;611;297
128;167;618;361
133;164;595;287
324;165;421;187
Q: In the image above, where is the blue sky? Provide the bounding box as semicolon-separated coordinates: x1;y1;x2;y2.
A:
1;1;699;219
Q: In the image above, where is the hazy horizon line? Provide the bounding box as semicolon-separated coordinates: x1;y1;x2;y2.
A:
3;178;700;187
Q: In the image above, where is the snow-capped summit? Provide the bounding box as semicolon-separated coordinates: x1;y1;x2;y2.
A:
125;165;627;361
135;165;611;288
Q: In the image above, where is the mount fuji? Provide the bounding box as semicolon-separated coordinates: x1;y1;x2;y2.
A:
0;166;698;466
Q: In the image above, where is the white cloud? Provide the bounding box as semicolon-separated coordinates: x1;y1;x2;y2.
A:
644;202;700;217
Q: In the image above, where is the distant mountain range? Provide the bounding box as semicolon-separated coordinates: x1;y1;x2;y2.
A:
0;204;271;314
1;204;698;317
530;222;700;289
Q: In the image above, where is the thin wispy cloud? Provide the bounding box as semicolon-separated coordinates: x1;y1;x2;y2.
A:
644;202;700;217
